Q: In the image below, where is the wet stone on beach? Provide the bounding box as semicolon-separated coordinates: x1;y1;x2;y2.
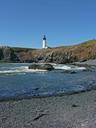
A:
33;113;47;121
72;104;79;107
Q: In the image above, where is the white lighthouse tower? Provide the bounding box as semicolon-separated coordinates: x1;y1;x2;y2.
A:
42;35;47;49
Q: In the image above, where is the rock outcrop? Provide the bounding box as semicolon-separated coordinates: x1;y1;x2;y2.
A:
29;64;54;71
0;47;19;62
0;40;96;63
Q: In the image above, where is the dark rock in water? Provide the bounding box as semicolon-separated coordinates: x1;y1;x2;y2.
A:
34;88;39;91
70;71;77;74
63;70;77;74
29;63;54;71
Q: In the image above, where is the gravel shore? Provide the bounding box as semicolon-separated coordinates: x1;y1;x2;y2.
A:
0;90;96;128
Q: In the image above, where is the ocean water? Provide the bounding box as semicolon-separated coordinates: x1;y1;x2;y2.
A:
0;63;96;99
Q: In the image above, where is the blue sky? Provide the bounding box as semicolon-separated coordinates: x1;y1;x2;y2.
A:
0;0;96;48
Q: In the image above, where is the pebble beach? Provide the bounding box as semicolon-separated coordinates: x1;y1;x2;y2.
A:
0;89;96;128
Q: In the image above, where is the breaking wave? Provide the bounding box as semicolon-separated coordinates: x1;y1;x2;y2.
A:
0;66;47;74
0;63;86;75
0;63;95;99
53;64;86;70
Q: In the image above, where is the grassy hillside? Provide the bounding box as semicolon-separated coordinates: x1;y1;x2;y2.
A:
0;40;96;63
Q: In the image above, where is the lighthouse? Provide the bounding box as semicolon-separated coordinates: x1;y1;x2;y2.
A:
42;35;47;49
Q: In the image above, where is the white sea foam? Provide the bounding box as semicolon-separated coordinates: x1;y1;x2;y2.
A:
73;66;86;70
0;64;86;74
0;66;47;74
53;64;71;70
53;64;86;70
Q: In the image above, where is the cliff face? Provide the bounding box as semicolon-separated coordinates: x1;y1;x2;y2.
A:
0;40;96;63
0;47;19;62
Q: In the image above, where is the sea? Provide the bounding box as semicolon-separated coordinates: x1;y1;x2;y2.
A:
0;63;96;100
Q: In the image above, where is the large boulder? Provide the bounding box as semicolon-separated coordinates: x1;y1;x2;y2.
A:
29;63;54;71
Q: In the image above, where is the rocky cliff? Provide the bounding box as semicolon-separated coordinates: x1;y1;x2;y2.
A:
0;47;19;62
0;40;96;63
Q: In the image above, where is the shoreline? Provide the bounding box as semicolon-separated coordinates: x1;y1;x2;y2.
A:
1;89;96;127
0;87;95;102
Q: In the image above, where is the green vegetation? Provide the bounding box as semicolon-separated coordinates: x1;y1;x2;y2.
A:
0;39;96;63
80;40;96;47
